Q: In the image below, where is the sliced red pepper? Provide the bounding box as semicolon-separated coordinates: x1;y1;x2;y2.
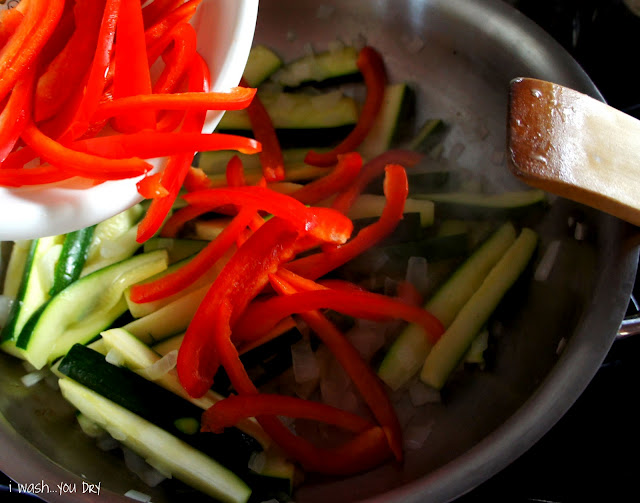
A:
71;131;260;159
184;166;213;192
182;186;353;245
144;0;202;49
130;207;256;304
152;22;197;94
285;163;408;278
268;272;404;461
20;121;152;180
135;53;209;243
225;154;246;187
111;0;156;133
0;165;72;187
0;65;36;162
33;0;106;123
207;298;394;475
0;9;24;49
202;394;374;435
64;0;121;141
176;217;300;398
239;77;285;183
288;151;363;205
332;149;422;214
142;0;184;28
232;284;444;346
158;203;210;238
304;46;387;167
136;172;169;199
93;87;256;122
0;0;65;104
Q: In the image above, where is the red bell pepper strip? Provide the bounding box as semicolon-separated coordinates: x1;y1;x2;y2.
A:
130;207;256;304
232;285;445;346
0;0;65;104
176;217;300;398
288;152;363;205
71;132;261;159
0;165;72;187
202;394;374;435
137;172;169;199
0;9;24;49
111;0;156;133
20;121;153;180
142;0;184;28
144;0;202;49
304;46;387;167
285;163;408;279
225;154;246;187
239;77;285;182
33;0;107;123
332;149;423;214
268;272;404;461
182;186;354;245
0;145;37;171
207;298;394;475
135;53;209;243
64;0;121;141
93;87;257;121
0;65;36;162
184;166;213;192
153;22;197;94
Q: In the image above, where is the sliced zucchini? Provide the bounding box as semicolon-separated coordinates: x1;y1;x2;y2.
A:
82;204;145;276
50;226;96;296
142;237;207;264
358;83;414;160
243;44;283;87
16;250;169;369
271;46;359;88
415;189;547;220
420;228;538;389
377;222;517;390
99;328;271;449
347;194;435;227
409;118;447;153
2;240;31;299
1;236;64;349
218;91;358;147
58;377;252;503
123;284;209;344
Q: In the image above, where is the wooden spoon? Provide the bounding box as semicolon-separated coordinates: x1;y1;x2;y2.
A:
507;77;640;227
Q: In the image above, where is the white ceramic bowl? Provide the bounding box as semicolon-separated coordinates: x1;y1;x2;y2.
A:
0;0;258;241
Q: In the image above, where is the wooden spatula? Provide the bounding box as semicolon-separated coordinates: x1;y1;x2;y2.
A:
507;77;640;227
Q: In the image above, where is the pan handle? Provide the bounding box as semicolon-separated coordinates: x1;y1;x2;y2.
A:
618;314;640;339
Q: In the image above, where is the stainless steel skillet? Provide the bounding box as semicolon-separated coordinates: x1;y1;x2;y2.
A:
1;1;638;502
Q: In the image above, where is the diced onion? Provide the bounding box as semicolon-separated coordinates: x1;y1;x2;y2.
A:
408;381;441;406
248;451;267;474
291;337;319;384
124;490;153;503
123;447;167;487
403;419;434;451
534;239;561;282
21;369;48;387
406;256;429;296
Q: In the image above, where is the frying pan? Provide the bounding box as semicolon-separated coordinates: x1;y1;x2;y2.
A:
1;1;638;502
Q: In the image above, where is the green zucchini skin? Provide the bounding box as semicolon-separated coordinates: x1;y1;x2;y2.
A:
50;226;96;296
243;44;283;87
58;344;292;501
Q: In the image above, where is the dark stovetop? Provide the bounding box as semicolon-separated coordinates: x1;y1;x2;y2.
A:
2;1;640;502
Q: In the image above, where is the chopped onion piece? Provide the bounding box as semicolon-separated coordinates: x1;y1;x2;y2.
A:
21;369;48;387
403;419;434;450
402;34;424;54
140;350;178;381
124;490;153;503
534;239;561;282
448;142;465;162
96;433;119;451
123;447;168;487
248;451;267;474
408;381;441;406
